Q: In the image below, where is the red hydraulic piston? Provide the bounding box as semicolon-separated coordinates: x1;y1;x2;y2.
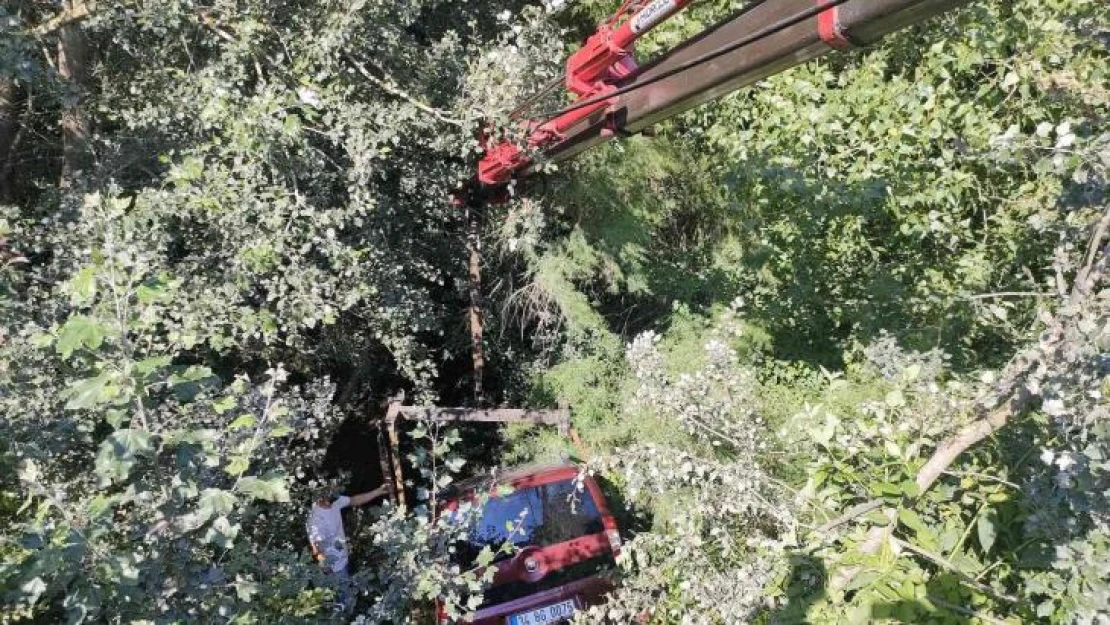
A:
565;0;692;96
476;0;692;186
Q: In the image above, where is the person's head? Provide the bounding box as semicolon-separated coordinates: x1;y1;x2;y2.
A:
315;491;337;508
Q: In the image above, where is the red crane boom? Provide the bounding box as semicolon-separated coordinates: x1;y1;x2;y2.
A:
474;0;970;189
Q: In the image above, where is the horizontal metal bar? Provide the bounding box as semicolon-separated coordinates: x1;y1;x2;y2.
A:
388;405;570;427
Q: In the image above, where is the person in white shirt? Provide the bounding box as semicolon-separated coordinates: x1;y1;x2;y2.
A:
306;484;390;611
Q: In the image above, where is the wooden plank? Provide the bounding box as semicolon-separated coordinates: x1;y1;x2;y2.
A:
467;205;485;403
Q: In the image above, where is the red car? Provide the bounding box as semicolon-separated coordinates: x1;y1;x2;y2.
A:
439;463;621;625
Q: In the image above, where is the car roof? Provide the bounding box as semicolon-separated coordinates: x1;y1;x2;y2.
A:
444;461;579;498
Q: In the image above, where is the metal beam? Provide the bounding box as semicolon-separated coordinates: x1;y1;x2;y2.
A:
388;405;571;432
536;0;972;168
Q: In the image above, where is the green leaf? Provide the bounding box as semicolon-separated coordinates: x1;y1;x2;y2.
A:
898;508;927;534
30;332;54;348
884;389;905;408
56;315;108;359
227;414;256;431
475;546;496;567
175;156;204;183
64;373;121;410
212;395;237;415
198;488;238;519
169;365;217;401
87;494;116;519
977;509;997;554
136;277;170;304
203;515;240;548
869;481;903;498
225;455;250;476
170;364;214;383
134;355;172;376
165;428;220;447
900;480;919;498
902;364;921;381
95;428;153;484
846;601;873;625
268;425;293;438
69;266;98;306
234;577;259;602
20;577;47;604
844;569;882;592
283;114;302;136
105;408;127;429
112;428;153;454
813;413;840;445
445;456;466;473
238;474;290;502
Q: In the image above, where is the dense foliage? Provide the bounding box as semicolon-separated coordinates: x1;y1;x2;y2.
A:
2;0;1107;623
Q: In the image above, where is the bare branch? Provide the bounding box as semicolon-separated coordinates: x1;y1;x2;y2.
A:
32;0;96;37
345;55;464;127
1083;207;1110;273
916;400;1017;494
942;470;1021;490
894;538;1021;605
927;596;1011;625
197;13;237;45
1072;206;1110;305
815;499;883;534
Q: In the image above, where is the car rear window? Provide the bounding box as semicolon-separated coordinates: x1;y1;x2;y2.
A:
452;478;603;565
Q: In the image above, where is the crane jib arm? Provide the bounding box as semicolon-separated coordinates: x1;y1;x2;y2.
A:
475;0;970;187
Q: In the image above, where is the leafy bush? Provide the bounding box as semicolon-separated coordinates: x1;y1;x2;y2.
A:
2;0;1107;623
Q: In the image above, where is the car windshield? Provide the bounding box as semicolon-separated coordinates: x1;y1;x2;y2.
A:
451;477;603;565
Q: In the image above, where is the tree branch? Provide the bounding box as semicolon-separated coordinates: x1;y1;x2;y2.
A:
927;596;1010;625
1082;208;1110;275
32;0;96;37
816;499;883;534
344;55;464;127
894;538;1021;605
196;13;238;45
915;399;1018;494
832;207;1110;592
1072;206;1110;306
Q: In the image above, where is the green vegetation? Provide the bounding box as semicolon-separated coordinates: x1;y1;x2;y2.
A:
1;0;1107;623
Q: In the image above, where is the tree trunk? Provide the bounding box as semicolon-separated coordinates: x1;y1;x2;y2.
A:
57;12;91;189
0;78;19;202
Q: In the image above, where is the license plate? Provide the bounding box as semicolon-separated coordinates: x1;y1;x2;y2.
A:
508;599;576;625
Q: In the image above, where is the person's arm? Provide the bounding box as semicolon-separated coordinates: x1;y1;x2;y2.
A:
306;521;326;563
348;483;390;507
